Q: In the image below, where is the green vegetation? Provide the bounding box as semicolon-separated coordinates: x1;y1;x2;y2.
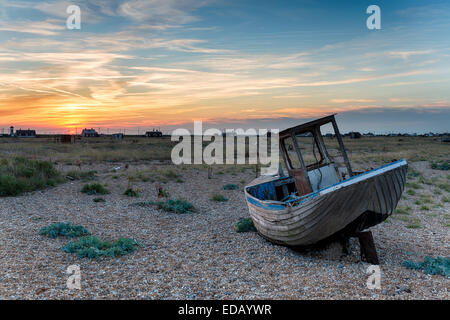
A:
62;236;141;259
431;160;450;171
40;223;90;238
0;157;63;196
395;205;411;215
65;170;96;181
437;183;450;193
81;183;110;195
124;188;139;197
418;176;433;185
164;169;182;180
136;171;152;182
402;256;450;277
234;218;257;233
210;193;228;202
158;188;170;198
153;199;194;214
407;170;421;179
406;182;421;190
93;197;105;203
418;194;433;204
223;184;239;190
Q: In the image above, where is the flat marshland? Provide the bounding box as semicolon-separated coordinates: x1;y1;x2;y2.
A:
0;136;448;299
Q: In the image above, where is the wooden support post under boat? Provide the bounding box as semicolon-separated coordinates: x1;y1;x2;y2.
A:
357;231;379;265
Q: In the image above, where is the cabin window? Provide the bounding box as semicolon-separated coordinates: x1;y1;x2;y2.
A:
282;132;323;170
319;123;350;180
294;131;323;169
319;123;345;165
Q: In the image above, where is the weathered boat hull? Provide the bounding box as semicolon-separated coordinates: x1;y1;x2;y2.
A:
245;159;408;246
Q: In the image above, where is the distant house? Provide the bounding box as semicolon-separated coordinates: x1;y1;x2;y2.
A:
349;131;361;139
16;129;36;137
145;129;162;137
112;133;124;140
81;128;99;137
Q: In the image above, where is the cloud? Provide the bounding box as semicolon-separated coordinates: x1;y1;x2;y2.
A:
389;98;413;102
118;0;212;26
0;19;65;36
1;0;102;23
330;99;375;103
389;50;435;60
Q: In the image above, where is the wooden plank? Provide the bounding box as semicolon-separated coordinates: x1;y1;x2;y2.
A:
357;231;379;265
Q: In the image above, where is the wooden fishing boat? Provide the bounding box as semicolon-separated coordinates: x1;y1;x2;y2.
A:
245;115;408;249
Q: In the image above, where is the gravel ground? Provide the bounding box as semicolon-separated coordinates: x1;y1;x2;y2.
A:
0;161;448;300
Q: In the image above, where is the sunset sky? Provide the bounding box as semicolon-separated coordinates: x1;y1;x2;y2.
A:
0;0;449;134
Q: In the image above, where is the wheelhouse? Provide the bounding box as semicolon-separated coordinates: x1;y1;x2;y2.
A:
246;114;355;202
279;114;354;197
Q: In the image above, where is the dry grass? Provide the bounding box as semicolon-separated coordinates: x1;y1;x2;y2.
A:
0;136;176;162
0;136;446;166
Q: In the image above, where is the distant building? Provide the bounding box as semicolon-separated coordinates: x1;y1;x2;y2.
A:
57;135;75;144
16;129;36;137
145;129;162;137
349;131;361;139
112;133;124;140
81;128;99;137
10;126;14;137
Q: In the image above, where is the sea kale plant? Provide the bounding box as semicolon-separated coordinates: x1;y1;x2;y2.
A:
40;222;90;238
234;218;257;233
62;236;142;259
402;256;450;277
155;199;194;214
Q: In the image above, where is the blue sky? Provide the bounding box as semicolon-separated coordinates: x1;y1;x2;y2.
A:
0;0;449;134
